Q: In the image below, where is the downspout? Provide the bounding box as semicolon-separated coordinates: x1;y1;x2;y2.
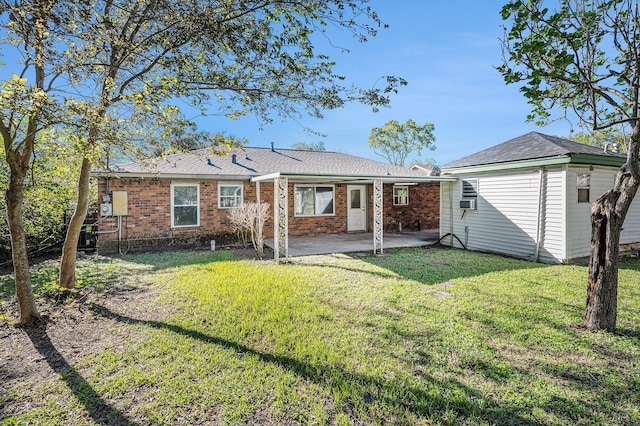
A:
535;166;545;262
449;181;454;247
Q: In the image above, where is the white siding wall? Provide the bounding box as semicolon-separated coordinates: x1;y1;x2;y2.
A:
621;188;640;246
565;165;640;259
440;167;566;263
566;166;611;260
539;167;566;262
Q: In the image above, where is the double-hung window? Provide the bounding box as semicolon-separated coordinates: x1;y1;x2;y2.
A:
171;183;199;227
294;185;335;216
218;183;243;208
393;186;409;205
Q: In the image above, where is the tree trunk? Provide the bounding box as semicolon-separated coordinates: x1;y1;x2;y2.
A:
583;127;640;332
59;156;92;289
584;192;623;331
6;170;40;324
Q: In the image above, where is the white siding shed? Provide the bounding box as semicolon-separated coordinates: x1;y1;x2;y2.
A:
440;132;640;263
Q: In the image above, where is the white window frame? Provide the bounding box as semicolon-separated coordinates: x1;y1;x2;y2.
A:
577;173;590;203
393;185;409;206
171;182;200;228
294;184;335;217
461;179;479;199
218;182;244;208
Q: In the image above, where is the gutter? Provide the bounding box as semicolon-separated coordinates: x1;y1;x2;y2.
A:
251;172;456;183
91;172;253;181
442;153;625;175
91;171;457;183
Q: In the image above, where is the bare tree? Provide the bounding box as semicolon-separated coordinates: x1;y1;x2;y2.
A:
228;203;270;258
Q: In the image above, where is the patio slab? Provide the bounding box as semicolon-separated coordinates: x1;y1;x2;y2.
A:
265;229;440;257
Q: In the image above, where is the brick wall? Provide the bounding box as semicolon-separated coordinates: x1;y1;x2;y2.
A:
382;183;440;232
96;178;439;253
288;184;348;236
97;178;275;253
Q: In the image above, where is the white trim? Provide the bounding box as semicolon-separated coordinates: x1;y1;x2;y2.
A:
218;182;244;208
347;185;367;232
252;173;456;183
393;185;409;206
577;173;591;203
171;182;200;228
293;184;336;217
252;172;281;182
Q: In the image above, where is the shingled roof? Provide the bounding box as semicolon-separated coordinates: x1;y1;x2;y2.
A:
443;132;626;169
103;146;434;179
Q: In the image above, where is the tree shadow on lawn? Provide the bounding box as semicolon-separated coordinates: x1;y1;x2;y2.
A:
0;256;148;302
0;250;240;302
114;248;253;272
88;303;545;425
24;324;140;426
614;326;640;340
293;246;548;286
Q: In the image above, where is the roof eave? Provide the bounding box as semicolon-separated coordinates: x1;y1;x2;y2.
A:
252;172;456;183
569;153;626;167
91;171;254;181
442;153;625;174
442;155;572;174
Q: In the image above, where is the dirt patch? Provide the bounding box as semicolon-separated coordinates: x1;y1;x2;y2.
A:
432;290;452;300
0;278;163;424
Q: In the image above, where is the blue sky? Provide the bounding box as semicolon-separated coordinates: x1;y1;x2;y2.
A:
0;1;576;166
195;1;574;165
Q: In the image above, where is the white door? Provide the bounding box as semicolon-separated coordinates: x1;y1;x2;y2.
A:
347;185;367;232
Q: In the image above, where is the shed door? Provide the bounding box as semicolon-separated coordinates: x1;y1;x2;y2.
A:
347;185;367;232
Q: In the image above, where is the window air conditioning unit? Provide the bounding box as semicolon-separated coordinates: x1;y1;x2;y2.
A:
460;199;477;210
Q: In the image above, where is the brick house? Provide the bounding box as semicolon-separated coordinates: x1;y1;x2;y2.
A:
93;146;452;258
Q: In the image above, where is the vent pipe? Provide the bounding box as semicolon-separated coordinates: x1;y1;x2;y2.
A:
231;154;237;164
271;141;275;152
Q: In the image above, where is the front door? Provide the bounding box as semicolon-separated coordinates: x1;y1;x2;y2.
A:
347;185;367;232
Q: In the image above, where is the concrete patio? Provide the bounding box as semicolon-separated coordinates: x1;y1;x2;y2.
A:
265;229;440;257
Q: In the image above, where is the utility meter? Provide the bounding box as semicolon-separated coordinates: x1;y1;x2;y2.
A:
100;203;113;217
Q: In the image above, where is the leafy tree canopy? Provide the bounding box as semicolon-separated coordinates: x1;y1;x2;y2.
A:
368;119;435;167
498;0;639;134
291;141;326;151
0;129;83;263
1;0;408;302
149;127;248;158
499;0;640;332
568;130;628;154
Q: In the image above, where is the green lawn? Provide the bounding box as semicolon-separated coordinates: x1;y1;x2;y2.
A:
2;247;640;425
